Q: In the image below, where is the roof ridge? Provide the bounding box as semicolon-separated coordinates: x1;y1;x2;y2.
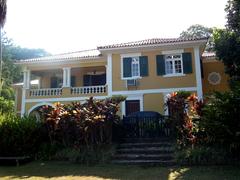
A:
54;48;98;56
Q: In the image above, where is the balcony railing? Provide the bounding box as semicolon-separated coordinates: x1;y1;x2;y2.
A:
71;85;107;95
29;88;62;97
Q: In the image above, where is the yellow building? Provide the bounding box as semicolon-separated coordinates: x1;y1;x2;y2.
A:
13;37;229;117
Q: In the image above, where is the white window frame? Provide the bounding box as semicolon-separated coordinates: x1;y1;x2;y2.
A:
121;53;142;80
163;54;185;77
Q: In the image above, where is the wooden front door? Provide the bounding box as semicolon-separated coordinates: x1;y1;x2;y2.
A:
125;100;140;116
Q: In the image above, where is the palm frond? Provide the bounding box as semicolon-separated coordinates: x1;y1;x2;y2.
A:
0;0;7;27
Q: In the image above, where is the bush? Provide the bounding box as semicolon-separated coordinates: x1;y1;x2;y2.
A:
200;89;240;154
166;92;203;148
54;144;115;165
176;146;229;165
40;96;126;148
0;97;14;113
0;113;42;157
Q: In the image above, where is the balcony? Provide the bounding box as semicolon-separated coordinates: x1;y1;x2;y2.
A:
24;66;108;99
27;85;107;98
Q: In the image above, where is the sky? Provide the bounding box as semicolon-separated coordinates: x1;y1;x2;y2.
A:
4;0;228;54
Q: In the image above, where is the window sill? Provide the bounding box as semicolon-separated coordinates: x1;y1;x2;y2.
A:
122;76;142;80
163;74;186;78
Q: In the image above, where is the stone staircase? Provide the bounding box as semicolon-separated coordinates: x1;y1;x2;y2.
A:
112;138;176;166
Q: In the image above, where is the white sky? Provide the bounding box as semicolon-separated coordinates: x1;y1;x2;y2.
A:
4;0;227;54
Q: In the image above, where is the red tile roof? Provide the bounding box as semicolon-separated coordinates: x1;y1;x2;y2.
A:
97;37;208;49
16;49;101;63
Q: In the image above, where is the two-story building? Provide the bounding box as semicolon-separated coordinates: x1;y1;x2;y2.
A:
13;37;229;117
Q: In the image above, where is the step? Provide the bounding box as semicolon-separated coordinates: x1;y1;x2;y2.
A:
111;159;176;166
116;147;174;154
118;142;174;148
122;138;172;143
112;154;174;161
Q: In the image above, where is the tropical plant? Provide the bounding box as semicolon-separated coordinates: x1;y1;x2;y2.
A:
200;89;240;154
40;96;126;147
166;92;204;148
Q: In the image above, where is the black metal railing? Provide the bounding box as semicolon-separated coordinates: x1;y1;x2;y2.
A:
122;111;170;138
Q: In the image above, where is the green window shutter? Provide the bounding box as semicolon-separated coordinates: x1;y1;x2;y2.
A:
156;55;165;76
139;56;148;76
71;76;76;87
182;52;192;74
123;57;132;78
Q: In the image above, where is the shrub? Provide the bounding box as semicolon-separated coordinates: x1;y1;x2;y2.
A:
0;113;42;157
54;144;115;165
0;97;14;113
40;96;126;148
176;146;229;165
200;89;240;154
166;92;203;148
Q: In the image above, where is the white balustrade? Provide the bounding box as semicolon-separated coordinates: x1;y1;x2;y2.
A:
71;85;107;95
29;88;62;97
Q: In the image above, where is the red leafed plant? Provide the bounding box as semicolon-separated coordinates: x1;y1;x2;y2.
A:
40;96;126;148
166;92;204;148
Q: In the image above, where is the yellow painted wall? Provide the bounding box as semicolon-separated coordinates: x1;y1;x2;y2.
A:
144;93;164;114
112;48;197;91
202;59;229;95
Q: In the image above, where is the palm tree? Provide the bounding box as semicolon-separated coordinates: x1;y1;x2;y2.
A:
0;0;7;26
0;0;7;96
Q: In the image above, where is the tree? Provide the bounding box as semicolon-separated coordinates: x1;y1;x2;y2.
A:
180;24;213;39
214;0;240;89
0;33;49;100
180;24;213;51
0;0;7;96
225;0;240;34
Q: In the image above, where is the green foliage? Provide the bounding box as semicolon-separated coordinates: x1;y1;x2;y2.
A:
176;146;228;165
213;29;240;79
179;24;213;51
41;96;126;148
180;24;212;39
54;145;115;165
0;96;14;113
214;0;240;87
225;0;240;34
0;113;42;156
0;32;49;99
200;90;240;153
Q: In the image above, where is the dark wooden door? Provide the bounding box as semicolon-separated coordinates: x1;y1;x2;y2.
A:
125;100;140;116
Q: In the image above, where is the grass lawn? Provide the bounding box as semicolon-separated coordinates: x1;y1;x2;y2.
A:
0;161;239;180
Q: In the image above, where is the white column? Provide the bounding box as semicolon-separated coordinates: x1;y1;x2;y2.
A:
62;67;71;87
62;68;66;87
67;67;71;87
194;46;203;100
107;54;112;96
23;70;30;89
21;69;30;117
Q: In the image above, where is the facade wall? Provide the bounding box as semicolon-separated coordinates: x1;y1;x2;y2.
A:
202;59;229;94
143;93;164;114
112;48;197;92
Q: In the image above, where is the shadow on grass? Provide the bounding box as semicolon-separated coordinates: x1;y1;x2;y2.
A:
0;161;240;180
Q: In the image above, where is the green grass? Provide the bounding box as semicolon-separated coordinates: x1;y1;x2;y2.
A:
0;161;239;180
